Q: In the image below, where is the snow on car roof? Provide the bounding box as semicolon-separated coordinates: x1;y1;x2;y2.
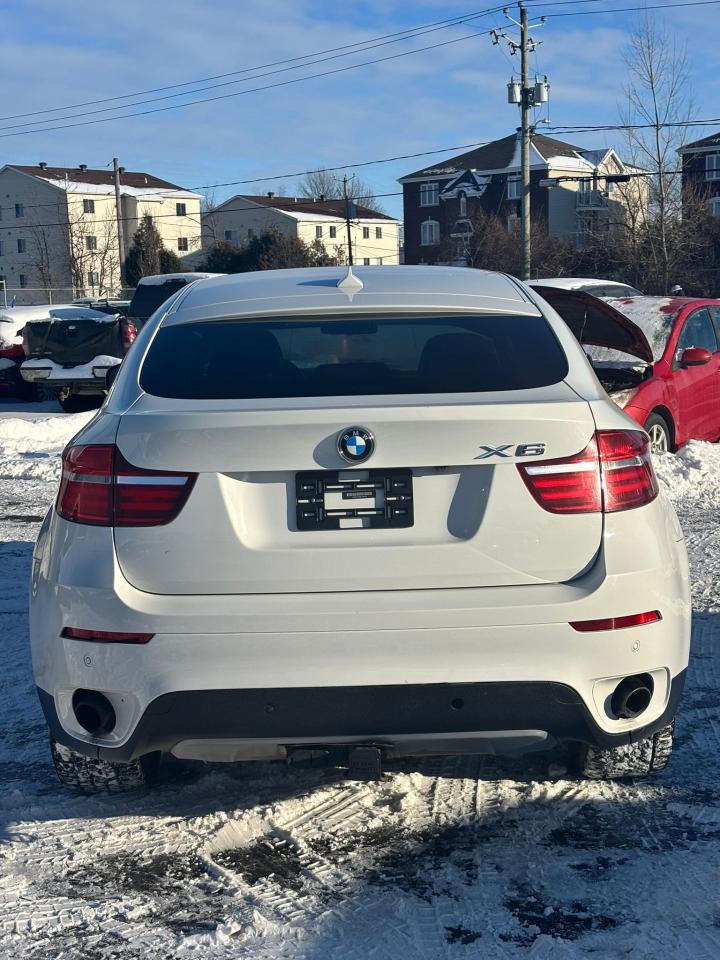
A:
604;296;688;361
533;277;638;292
137;272;222;285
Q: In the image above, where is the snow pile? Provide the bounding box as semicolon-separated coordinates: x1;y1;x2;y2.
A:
654;441;720;503
0;411;94;480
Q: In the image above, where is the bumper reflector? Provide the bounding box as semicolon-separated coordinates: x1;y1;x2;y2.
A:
61;627;154;644
569;610;662;632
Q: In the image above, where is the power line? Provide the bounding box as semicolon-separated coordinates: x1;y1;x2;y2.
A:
0;26;503;140
0;9;509;134
0;6;508;124
545;0;720;14
1;109;718;218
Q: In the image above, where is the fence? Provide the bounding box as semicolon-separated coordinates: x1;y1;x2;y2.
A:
0;283;136;307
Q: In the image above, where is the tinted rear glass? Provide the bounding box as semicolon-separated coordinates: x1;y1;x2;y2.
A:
140;314;569;399
129;280;189;323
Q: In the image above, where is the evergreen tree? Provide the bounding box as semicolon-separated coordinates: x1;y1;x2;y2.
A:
159;247;184;273
125;215;164;286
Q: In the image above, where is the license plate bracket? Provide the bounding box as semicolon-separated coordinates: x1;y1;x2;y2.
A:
295;469;414;531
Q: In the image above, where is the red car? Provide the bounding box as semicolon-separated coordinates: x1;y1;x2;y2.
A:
531;288;720;452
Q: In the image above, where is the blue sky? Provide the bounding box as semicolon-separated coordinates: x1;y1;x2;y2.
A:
0;0;717;218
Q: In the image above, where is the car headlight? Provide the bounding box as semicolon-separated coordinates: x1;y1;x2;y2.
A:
609;387;638;409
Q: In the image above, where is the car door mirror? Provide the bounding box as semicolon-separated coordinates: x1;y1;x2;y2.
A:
680;346;712;366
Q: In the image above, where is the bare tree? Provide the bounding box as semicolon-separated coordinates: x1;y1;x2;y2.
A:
619;14;695;290
296;171;386;213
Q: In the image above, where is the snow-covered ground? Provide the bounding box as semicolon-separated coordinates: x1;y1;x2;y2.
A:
1;405;719;959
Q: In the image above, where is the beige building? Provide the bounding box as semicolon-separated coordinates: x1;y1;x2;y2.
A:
203;195;400;266
0;164;201;303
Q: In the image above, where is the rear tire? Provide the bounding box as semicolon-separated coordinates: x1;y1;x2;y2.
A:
644;413;672;454
49;736;159;794
580;723;674;780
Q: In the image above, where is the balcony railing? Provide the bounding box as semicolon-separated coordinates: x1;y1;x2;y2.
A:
576;189;609;209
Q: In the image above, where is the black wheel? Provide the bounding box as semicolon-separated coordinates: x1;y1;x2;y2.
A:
49;736;160;794
644;413;672;454
579;723;674;780
58;393;103;413
33;383;59;403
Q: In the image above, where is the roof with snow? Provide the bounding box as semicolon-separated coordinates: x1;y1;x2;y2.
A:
680;132;720;152
217;195;398;222
399;132;591;180
2;164;200;198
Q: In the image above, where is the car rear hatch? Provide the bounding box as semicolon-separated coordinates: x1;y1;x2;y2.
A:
112;310;602;595
528;286;653;363
23;309;122;364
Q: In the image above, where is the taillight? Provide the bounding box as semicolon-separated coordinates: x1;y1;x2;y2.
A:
518;430;658;515
121;320;138;354
61;627;154;643
519;439;601;513
57;444;196;526
570;610;662;632
598;430;658;512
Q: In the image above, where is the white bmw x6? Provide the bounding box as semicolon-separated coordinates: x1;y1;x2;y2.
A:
29;266;691;792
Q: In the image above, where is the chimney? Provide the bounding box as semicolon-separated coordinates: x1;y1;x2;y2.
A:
38;162;47;170
78;164;87;172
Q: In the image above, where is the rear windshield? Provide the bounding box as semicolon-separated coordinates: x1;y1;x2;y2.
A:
129;280;190;323
140;314;569;399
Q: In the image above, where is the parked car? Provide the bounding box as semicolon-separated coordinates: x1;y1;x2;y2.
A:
20;274;219;412
72;296;131;317
532;286;720;452
31;266;690;793
533;277;643;298
0;304;73;400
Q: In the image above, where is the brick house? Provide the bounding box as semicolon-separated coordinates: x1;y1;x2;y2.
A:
679;132;720;216
399;131;644;266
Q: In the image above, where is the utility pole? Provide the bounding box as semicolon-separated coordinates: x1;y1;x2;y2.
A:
519;4;531;281
492;7;549;281
343;175;354;266
113;158;126;288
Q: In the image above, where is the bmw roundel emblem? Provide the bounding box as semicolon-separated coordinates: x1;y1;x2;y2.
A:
337;426;375;464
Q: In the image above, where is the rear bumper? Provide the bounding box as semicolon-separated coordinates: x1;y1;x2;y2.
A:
38;672;687;762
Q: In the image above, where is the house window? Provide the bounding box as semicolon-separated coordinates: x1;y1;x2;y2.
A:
329;225;337;238
363;258;371;265
19;274;27;288
247;228;255;238
458;191;467;218
83;199;95;214
87;271;99;287
177;237;189;251
0;241;3;255
362;226;370;239
706;154;720;181
375;226;383;239
176;202;187;216
506;177;521;200
315;225;323;239
16;239;26;253
420;219;440;246
420;182;439;206
224;230;235;242
86;235;97;251
709;197;720;217
15;203;24;218
376;257;383;265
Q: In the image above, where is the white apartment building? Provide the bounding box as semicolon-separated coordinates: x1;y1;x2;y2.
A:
0;163;202;303
202;194;401;266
